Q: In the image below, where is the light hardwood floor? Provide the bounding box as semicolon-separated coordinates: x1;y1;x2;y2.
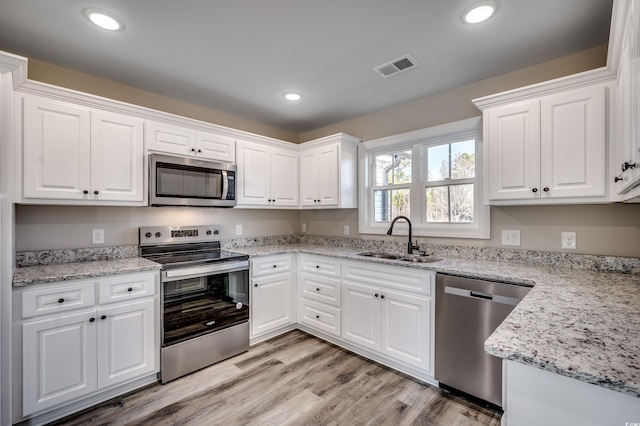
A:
51;330;502;426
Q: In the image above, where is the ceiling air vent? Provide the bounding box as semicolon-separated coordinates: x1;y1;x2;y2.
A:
373;54;419;78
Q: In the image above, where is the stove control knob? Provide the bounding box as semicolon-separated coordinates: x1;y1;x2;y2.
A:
206;230;212;235
145;232;152;238
155;232;162;238
213;230;219;235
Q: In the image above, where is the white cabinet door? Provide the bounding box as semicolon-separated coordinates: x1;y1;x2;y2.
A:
486;100;541;200
540;85;606;198
91;111;144;202
146;121;195;156
270;147;299;206
195;131;235;162
380;289;431;371
236;141;271;206
299;149;319;207
251;273;293;337
97;299;156;389
316;143;339;206
23;310;98;416
299;143;339;207
341;282;379;351
23;96;91;200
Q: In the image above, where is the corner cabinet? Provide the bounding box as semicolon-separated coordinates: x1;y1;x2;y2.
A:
299;134;359;209
236;140;299;208
145;120;235;163
19;95;145;205
475;73;614;205
14;271;158;421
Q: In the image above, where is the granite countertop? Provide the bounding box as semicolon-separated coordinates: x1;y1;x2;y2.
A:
14;242;640;399
13;257;161;287
233;243;640;399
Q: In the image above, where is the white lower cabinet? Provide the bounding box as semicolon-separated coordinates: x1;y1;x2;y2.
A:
250;254;295;338
17;271;158;419
297;254;342;337
342;281;431;371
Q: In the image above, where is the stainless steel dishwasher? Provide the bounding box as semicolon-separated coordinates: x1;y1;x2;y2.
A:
435;273;531;408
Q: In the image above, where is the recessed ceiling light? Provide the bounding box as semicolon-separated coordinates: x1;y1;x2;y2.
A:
283;93;302;101
84;8;123;31
463;1;496;24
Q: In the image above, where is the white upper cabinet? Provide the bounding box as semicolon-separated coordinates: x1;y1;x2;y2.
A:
299;133;359;209
613;0;640;199
477;76;612;205
236;140;298;208
146;121;235;163
21;95;144;205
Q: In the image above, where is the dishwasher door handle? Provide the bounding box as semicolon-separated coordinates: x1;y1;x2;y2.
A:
444;285;522;306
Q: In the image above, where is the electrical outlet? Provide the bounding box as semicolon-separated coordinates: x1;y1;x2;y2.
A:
561;232;577;250
235;224;242;236
344;225;350;236
92;229;105;245
301;223;307;233
501;230;521;246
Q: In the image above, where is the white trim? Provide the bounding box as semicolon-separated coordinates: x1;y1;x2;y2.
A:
0;51;28;88
472;67;615;110
607;0;632;74
358;117;490;239
16;80;296;147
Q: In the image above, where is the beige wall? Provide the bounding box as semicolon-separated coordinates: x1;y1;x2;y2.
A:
26;59;299;143
299;204;640;258
299;45;608;142
15;44;640;258
15;205;299;251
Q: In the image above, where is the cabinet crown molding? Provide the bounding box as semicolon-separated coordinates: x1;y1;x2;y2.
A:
472;67;615;110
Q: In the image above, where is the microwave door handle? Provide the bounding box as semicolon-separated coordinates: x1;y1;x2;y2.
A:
221;170;229;200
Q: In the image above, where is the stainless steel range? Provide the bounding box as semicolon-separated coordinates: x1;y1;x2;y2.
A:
139;225;249;384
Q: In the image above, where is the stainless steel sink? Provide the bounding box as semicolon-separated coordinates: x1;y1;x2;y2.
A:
357;252;441;263
398;257;442;263
357;252;404;259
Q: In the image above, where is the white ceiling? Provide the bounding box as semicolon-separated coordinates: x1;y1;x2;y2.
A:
0;0;613;134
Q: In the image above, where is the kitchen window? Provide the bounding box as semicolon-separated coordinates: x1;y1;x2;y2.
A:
358;117;490;239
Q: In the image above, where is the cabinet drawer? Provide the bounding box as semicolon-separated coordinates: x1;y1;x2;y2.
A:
251;254;293;277
299;254;341;278
342;260;434;296
98;272;156;304
298;298;341;337
299;273;341;307
22;281;96;319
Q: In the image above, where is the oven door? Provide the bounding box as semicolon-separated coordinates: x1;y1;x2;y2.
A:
161;260;249;347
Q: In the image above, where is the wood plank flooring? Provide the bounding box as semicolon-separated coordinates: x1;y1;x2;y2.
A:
50;330;502;426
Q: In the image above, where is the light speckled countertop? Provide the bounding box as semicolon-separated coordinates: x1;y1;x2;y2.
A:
12;257;161;287
13;242;640;399
233;243;640;399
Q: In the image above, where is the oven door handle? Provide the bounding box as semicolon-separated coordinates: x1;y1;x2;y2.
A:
165;260;249;279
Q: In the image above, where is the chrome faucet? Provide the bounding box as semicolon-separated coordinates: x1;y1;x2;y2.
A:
386;215;420;255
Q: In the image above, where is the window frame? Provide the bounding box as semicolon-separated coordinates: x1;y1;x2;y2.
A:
358;117;490;239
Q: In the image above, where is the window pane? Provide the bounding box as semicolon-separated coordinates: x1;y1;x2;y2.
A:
375;151;411;186
451;139;475;179
374;189;410;222
427;144;449;182
426;186;449;222
450;184;474;222
426;184;474;223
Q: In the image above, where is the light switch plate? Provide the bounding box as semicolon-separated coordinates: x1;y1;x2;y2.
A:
501;230;521;246
561;232;577;249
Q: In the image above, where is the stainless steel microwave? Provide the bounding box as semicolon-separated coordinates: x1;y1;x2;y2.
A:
149;154;236;207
